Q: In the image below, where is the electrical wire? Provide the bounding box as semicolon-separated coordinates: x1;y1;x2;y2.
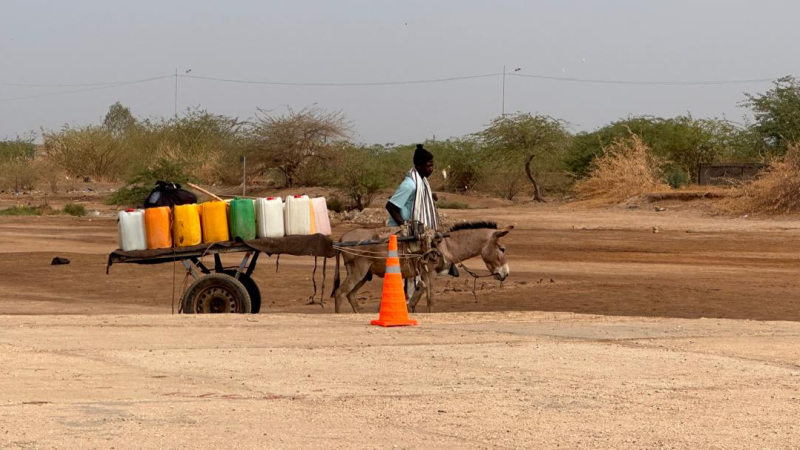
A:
179;73;503;86
0;75;174;88
508;72;776;86
182;72;778;87
0;70;782;104
0;75;173;103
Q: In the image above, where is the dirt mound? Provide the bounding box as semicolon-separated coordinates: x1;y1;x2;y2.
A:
574;135;670;205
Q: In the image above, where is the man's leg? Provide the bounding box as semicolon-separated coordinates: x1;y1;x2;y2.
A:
405;277;418;307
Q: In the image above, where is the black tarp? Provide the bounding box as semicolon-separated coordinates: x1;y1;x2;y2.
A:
144;181;197;208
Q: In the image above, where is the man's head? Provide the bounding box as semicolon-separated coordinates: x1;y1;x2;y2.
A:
413;144;434;178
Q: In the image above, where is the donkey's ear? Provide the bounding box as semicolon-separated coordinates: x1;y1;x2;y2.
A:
493;225;514;240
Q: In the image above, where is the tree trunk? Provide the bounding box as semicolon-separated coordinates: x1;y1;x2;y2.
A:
524;154;547;203
279;167;293;188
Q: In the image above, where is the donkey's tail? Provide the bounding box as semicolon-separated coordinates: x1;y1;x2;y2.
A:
331;250;341;298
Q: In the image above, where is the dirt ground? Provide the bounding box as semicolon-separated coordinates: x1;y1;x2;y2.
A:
2;189;800;447
2;313;800;449
1;192;799;321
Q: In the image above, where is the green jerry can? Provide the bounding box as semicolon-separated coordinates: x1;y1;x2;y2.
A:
229;198;256;241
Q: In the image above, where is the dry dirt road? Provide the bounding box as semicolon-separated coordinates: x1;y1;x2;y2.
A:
2;198;800;448
1;202;799;321
2;312;800;449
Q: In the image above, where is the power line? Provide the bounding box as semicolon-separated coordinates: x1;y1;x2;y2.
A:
0;75;174;88
508;73;776;86
0;71;783;104
179;73;503;86
0;76;173;103
182;72;778;87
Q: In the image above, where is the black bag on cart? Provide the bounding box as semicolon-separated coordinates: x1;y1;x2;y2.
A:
144;181;197;208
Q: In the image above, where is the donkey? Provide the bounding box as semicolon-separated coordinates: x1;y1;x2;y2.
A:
332;221;512;313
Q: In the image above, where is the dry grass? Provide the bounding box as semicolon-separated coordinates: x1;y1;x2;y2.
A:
574;135;669;205
726;143;800;215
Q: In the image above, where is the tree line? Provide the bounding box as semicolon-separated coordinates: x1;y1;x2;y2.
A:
1;75;798;209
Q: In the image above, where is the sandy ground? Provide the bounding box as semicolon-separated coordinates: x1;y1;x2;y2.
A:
2;190;800;448
2;312;800;449
1;198;799;320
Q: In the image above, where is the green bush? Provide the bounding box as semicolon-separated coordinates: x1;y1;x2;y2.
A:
334;145;389;211
0;206;39;216
62;203;87;217
326;197;345;213
665;167;691;189
107;158;193;207
437;200;470;210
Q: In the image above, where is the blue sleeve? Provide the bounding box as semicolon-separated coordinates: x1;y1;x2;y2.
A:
389;177;415;209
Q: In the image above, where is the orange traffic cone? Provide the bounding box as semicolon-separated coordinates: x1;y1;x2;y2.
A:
371;235;418;327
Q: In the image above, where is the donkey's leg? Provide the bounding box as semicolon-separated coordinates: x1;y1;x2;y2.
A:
335;261;363;313
345;276;369;313
337;260;372;314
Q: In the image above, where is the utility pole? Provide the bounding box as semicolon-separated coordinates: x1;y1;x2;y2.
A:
502;66;521;117
174;68;178;118
502;65;506;116
174;68;192;118
241;156;247;197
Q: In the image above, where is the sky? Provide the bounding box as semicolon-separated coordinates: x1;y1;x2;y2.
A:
1;0;799;144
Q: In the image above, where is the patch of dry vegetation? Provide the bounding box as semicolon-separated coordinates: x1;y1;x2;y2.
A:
574;135;669;205
726;143;800;215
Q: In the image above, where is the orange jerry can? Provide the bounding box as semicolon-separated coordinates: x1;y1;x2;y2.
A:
201;201;230;243
145;206;172;249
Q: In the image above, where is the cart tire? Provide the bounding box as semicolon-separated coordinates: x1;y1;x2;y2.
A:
182;274;252;314
222;270;262;314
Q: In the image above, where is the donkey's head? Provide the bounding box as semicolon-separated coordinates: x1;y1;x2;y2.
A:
445;221;513;281
481;226;513;281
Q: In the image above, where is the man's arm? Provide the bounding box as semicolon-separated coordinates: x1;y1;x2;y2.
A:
386;201;405;226
386;177;415;225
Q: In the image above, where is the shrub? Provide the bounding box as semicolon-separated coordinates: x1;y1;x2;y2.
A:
437;200;470;210
0;159;39;191
0;206;39;216
728;142;800;215
480;162;527;201
43;125;128;181
326;197;345;213
334;145;389;211
665;167;690;189
434;139;485;193
574;135;669;204
107;158;193;207
62;203;87;217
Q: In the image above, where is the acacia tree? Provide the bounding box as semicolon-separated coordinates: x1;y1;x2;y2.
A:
334;144;388;210
248;107;351;187
103;102;138;138
743;76;800;155
478;113;570;202
43;125;125;180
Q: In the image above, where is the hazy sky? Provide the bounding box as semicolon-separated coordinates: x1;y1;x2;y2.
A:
1;0;799;144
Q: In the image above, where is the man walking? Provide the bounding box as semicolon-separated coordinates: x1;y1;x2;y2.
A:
386;144;438;230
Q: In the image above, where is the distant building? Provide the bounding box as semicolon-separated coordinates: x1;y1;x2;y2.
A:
697;163;763;186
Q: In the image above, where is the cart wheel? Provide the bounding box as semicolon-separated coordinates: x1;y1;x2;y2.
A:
182;274;252;314
222;270;262;314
